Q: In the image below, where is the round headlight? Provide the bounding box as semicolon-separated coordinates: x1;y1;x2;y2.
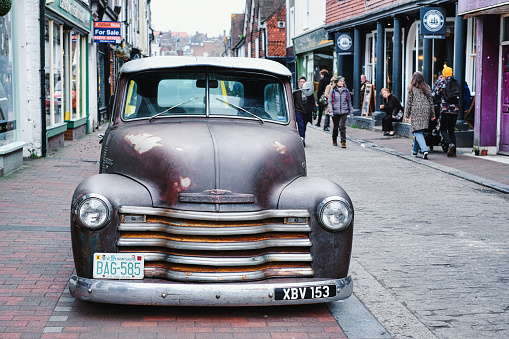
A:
75;194;112;230
317;196;353;232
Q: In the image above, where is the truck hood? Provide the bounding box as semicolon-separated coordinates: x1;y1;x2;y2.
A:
102;120;306;211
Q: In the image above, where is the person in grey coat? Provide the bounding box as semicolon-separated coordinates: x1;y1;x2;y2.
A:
327;76;353;147
404;71;435;159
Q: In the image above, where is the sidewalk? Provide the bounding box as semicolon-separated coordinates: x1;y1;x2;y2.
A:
311;124;509;194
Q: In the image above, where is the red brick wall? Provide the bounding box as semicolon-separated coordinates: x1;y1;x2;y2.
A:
326;0;409;25
266;7;286;57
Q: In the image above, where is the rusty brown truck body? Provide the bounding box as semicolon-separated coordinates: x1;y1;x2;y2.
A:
69;57;354;306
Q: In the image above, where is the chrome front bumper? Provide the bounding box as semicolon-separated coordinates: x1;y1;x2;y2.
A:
69;275;353;306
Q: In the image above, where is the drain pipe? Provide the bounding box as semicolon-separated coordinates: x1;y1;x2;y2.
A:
39;0;47;157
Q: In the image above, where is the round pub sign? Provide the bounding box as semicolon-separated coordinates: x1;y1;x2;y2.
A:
423;9;444;32
337;34;352;51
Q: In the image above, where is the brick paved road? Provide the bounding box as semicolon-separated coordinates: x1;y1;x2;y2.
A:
305;126;509;339
0;127;348;339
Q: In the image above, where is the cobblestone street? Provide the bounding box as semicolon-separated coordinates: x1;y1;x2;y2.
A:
305;126;509;339
1;123;508;338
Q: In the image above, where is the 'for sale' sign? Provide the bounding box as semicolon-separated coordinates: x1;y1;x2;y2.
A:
94;22;121;43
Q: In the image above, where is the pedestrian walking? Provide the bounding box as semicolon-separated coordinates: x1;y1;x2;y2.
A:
293;76;315;147
322;77;334;132
432;66;459;157
380;88;404;136
360;74;370;103
315;69;331;128
404;71;435;159
328;76;353;148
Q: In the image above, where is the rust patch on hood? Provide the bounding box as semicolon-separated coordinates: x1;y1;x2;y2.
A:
125;133;163;154
273;141;287;155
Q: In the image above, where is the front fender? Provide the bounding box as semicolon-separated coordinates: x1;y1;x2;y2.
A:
70;174;153;278
277;176;353;279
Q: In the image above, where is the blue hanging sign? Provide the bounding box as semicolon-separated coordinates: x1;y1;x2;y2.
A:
335;32;353;55
420;7;446;39
93;22;122;43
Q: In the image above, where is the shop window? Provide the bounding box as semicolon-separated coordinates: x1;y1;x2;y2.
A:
466;18;477;95
385;30;394;92
405;22;424;100
432;20;455;83
45;19;64;129
71;33;80;120
365;33;375;84
0;13;14;146
98;51;106;109
502;16;509;42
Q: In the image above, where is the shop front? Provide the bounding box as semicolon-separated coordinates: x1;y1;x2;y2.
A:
325;0;475;147
459;0;509;155
44;0;92;153
0;2;26;176
292;27;334;91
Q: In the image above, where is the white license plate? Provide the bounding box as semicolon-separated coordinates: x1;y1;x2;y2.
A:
274;284;336;300
93;253;144;279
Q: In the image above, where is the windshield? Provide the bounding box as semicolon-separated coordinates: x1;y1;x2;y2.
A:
122;71;288;123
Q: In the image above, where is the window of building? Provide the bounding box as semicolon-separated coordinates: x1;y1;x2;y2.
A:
466;18;476;94
0;13;14;146
432;20;455;83
304;0;310;29
365;32;375;84
44;19;64;129
384;29;394;92
405;22;424;98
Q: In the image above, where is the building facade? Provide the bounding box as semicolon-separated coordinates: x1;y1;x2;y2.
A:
459;0;509;155
0;0;152;177
287;0;333;89
325;0;475;147
232;0;287;66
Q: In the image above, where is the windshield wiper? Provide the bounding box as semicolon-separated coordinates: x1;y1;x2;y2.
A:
149;97;198;122
215;98;263;124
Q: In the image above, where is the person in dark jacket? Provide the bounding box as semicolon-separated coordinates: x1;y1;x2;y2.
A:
292;76;315;147
327;76;353;148
380;88;404;136
315;69;331;127
432;66;459;157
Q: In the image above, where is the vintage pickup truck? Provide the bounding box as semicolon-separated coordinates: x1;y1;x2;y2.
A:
69;57;354;306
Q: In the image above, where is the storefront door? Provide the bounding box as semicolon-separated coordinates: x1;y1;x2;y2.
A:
500;45;509;154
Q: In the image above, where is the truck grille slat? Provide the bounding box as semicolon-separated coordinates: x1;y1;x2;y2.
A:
118;206;313;282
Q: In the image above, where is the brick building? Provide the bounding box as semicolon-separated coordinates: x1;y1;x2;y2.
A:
231;0;287;65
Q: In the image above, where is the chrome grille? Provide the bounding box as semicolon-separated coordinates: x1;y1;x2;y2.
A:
117;206;313;282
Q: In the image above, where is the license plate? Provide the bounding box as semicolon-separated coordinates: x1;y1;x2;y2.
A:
274;284;337;300
93;253;144;279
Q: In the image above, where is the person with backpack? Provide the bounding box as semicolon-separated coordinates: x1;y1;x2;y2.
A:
327;76;353;148
315;69;331;128
432;66;460;157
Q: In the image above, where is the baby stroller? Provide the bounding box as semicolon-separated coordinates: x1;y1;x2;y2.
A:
424;118;448;152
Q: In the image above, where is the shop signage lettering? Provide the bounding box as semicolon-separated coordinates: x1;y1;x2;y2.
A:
335;32;353;55
94;22;121;43
420;7;446;39
59;0;89;25
293;28;331;54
